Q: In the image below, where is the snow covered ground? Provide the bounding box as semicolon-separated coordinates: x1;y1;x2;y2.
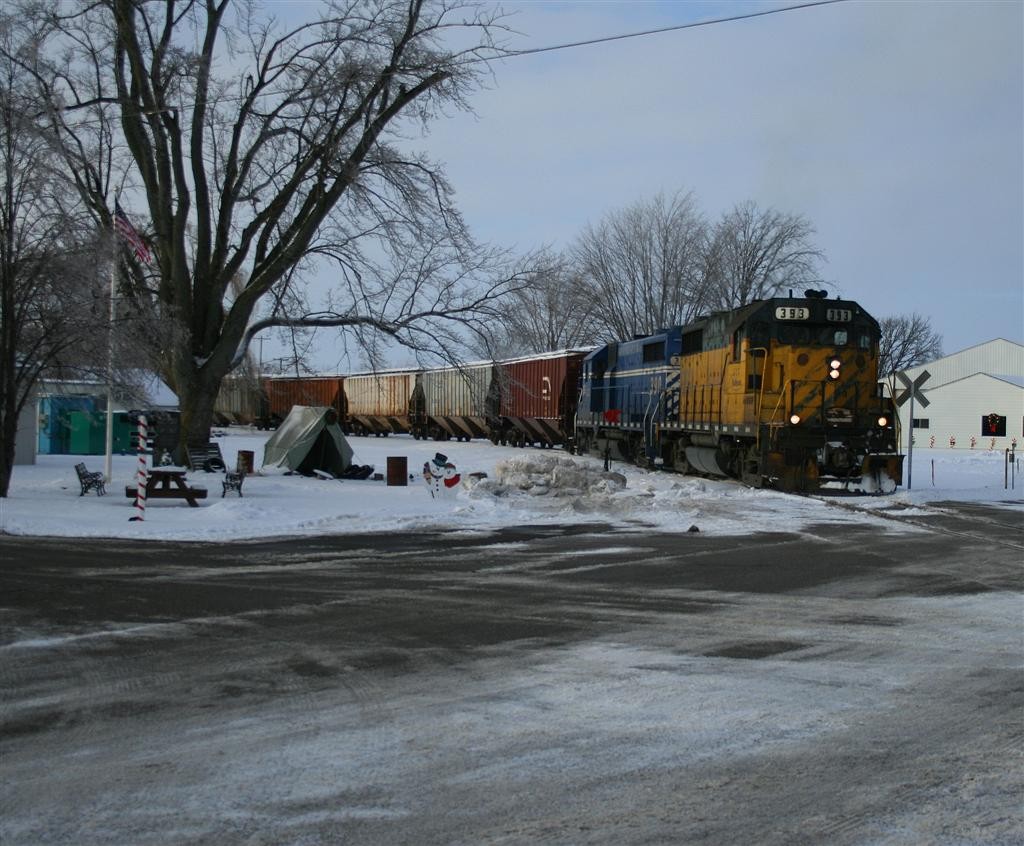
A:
2;433;1021;845
1;429;1020;541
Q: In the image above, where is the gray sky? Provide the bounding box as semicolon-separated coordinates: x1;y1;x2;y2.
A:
283;0;1022;372
418;0;1023;355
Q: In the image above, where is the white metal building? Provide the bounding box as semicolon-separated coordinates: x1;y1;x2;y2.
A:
887;339;1024;450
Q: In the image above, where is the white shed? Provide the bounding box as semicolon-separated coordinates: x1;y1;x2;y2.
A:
887;339;1024;450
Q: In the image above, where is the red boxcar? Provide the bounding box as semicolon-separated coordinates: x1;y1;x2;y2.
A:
263;376;346;420
494;350;589;447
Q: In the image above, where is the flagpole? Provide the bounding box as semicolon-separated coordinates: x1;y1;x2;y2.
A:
106;199;155;480
104;218;117;483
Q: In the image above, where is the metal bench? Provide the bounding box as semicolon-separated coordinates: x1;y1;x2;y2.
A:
222;471;244;497
187;443;226;472
75;463;106;496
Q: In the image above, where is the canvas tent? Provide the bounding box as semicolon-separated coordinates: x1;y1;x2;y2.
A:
261;405;354;476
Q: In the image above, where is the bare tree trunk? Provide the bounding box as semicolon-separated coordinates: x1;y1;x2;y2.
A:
0;382;17;497
175;377;219;458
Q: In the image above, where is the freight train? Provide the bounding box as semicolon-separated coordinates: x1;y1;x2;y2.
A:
215;292;903;491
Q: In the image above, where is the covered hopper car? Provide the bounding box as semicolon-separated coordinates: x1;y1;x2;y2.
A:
489;350;589;448
412;363;495;442
263;376;345;424
344;370;418;436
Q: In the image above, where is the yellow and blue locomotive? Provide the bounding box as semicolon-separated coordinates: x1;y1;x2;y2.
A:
575;291;904;491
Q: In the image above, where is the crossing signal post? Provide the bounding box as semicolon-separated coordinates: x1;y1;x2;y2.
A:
894;369;931;490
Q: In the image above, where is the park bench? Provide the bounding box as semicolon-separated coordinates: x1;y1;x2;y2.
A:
222;471;244;497
75;462;106;496
186;442;226;472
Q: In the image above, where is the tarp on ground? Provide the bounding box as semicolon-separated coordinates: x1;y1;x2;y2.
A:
261;405;353;476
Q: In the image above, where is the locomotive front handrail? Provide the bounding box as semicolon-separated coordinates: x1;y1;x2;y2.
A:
750;347;770;448
764;381;796;434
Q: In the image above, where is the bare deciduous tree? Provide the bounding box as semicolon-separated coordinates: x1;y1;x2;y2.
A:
573;191;710;340
705;201;823;309
0;14;117;496
477;252;596;358
16;0;526;455
878;313;943;377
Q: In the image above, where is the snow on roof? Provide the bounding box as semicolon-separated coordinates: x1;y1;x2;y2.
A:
919;372;1024;392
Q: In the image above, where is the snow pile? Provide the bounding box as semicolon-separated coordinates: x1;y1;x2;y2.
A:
469;454;626;499
462;455;758;533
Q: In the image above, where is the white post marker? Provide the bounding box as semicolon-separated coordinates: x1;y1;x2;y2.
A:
129;415;147;522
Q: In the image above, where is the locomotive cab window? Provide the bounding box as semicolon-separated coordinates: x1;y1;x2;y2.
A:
777;325;810;344
747;322;770;346
643;341;665;363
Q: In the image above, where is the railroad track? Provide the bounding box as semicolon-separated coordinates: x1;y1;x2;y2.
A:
811;495;1024;552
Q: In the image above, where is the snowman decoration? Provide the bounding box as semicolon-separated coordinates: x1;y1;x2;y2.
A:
423;452;460;498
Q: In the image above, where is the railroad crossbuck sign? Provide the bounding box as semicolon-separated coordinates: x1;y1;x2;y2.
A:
894;369;930;492
894;369;931;408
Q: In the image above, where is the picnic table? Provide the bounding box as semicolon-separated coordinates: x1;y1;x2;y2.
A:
125;467;208;507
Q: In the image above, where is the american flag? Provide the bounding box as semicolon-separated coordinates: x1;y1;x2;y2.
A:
113;203;152;264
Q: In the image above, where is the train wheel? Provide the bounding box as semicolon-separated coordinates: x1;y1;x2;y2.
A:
576;431;592;456
740;444;764;488
670;440;690;475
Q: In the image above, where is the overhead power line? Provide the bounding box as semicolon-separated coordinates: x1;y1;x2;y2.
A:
500;0;849;59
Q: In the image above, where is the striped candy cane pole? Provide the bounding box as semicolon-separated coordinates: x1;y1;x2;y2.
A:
129;414;148;522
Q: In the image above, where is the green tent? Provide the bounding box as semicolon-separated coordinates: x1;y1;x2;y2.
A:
261;405;354;477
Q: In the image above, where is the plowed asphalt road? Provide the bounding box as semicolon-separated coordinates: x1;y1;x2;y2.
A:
2;501;1022;845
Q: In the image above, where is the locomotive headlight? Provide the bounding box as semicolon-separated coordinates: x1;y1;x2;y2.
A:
877;416;889;427
828;358;842;380
790;414;801;425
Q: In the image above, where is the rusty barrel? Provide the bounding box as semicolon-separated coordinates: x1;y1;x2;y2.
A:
237;450;255;474
386;456;408;486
